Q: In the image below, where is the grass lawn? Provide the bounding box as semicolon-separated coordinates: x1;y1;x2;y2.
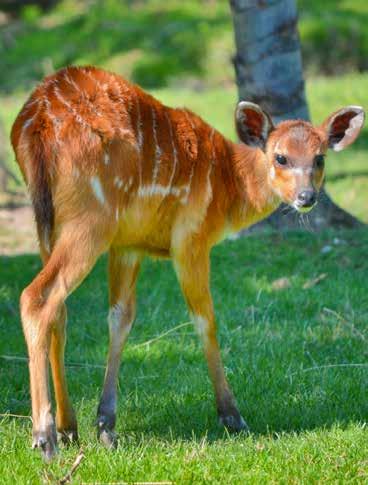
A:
1;229;368;482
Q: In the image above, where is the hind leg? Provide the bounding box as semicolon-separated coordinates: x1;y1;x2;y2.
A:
21;224;109;460
97;248;141;448
49;304;78;444
37;246;78;445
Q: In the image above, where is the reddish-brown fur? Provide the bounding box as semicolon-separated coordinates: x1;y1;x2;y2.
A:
11;66;364;460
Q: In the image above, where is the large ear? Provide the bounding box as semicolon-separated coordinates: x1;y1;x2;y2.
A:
321;106;365;152
235;101;274;149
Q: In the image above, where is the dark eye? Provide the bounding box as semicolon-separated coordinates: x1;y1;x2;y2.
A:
315;154;325;168
275;154;287;166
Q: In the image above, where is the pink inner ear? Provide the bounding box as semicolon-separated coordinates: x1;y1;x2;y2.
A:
331;111;356;137
243;109;264;137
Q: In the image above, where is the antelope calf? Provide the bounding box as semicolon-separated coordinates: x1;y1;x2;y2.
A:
11;66;364;460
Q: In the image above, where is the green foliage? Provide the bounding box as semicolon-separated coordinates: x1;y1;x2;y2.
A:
1;0;368;93
0;0;229;92
1;229;368;481
298;0;368;75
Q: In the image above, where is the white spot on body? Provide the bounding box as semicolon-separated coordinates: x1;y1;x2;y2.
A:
72;166;80;178
90;176;105;205
104;152;110;165
124;177;133;193
114;176;124;189
23;117;35;130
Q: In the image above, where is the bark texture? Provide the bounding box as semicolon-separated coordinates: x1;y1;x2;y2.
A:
230;0;362;230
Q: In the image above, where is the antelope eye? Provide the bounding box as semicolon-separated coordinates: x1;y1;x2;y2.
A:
315;154;325;168
275;154;287;166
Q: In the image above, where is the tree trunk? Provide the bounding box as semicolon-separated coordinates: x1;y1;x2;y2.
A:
229;0;362;230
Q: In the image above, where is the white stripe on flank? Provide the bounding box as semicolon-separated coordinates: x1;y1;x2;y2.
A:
20;99;43;141
180;113;200;204
135;98;143;151
135;96;143;188
90;176;105;205
106;73;134;137
137;184;187;202
82;68;108;92
184;110;196;131
44;95;61;143
165;111;178;192
22;115;36;132
138;184;171;198
124;177;134;193
54;84;88;128
151;107;162;185
63;71;83;95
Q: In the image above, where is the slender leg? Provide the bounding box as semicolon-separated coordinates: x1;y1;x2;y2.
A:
173;243;247;432
37;246;78;445
97;249;141;448
49;304;78;444
20;227;106;460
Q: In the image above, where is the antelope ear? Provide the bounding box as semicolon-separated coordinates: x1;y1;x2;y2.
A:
321;106;365;152
235;101;274;150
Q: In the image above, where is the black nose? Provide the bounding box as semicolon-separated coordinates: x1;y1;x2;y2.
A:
297;190;316;207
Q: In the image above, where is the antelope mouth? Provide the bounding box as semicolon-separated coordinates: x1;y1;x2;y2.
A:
292;201;317;213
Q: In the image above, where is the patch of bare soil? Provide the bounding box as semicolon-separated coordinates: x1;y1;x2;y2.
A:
0;204;38;255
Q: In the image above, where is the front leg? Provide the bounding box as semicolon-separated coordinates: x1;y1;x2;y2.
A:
173;243;247;432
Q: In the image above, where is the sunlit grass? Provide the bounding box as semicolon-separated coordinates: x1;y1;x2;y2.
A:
1;229;368;481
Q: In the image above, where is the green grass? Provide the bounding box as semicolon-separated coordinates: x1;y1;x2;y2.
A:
1;229;368;482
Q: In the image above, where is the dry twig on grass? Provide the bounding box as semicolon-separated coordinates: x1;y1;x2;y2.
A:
58;449;85;484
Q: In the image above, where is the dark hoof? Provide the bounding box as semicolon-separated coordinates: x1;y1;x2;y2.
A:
32;427;58;462
57;428;79;446
96;415;118;449
219;413;249;433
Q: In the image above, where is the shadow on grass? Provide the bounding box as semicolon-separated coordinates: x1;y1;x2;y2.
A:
0;238;367;443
